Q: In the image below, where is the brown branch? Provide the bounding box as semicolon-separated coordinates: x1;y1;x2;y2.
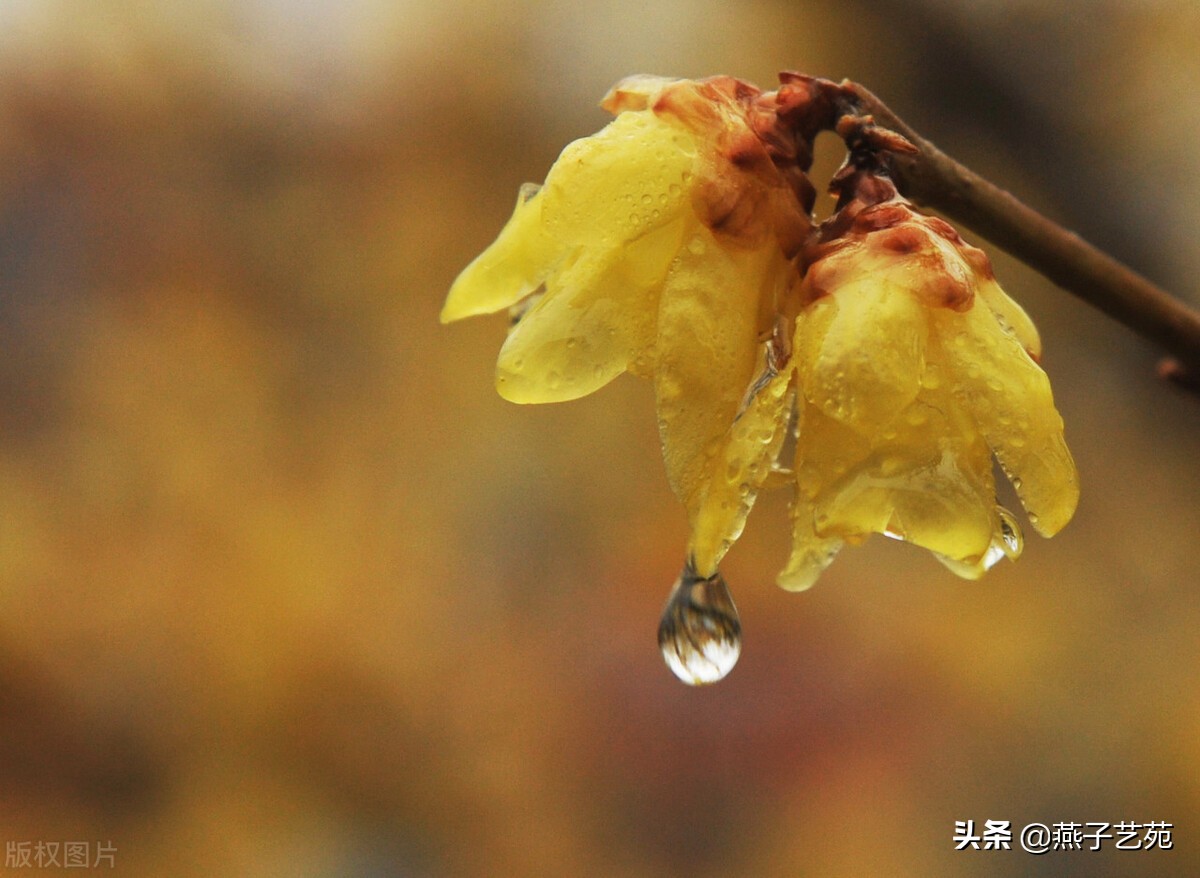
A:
842;81;1200;381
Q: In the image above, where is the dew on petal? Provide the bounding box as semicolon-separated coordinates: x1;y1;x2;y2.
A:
506;287;545;328
979;542;1007;571
447;73;1076;596
997;506;1024;559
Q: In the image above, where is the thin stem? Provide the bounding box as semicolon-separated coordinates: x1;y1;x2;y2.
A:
843;81;1200;378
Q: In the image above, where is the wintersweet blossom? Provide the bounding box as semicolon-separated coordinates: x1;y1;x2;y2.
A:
782;174;1078;588
442;73;1078;591
443;74;817;578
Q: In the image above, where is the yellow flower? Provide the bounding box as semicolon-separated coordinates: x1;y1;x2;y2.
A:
443;73;1079;590
782;195;1079;589
443;75;815;578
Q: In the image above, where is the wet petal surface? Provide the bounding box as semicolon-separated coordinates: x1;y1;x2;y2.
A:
935;301;1079;536
654;226;787;575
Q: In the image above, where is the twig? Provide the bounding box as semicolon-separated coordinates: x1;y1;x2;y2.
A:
843;81;1200;379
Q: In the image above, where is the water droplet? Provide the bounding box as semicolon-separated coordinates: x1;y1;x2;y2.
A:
507;287;545;328
641;193;654;205
882;512;906;541
658;564;742;685
979;543;1006;570
997;506;1024;559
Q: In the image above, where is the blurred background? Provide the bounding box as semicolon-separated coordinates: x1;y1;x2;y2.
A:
0;0;1196;875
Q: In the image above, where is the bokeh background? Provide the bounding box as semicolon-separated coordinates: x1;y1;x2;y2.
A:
0;1;1197;875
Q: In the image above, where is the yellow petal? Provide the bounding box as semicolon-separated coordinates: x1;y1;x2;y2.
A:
688;358;793;575
778;494;843;591
441;185;561;323
783;379;999;586
933;505;1024;579
935;301;1079;536
798;265;927;432
495;217;685;403
654;225;788;576
779;401;854;590
818;387;997;562
977;276;1042;359
539;109;695;247
600;75;679;113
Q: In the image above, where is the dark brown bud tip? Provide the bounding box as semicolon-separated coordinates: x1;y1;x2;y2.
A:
835;114;917;155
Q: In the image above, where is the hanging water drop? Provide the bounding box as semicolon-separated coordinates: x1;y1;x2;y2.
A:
997;506;1024;559
657;563;742;685
973;506;1027;572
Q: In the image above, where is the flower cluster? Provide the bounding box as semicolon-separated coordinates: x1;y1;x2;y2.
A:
442;73;1078;591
